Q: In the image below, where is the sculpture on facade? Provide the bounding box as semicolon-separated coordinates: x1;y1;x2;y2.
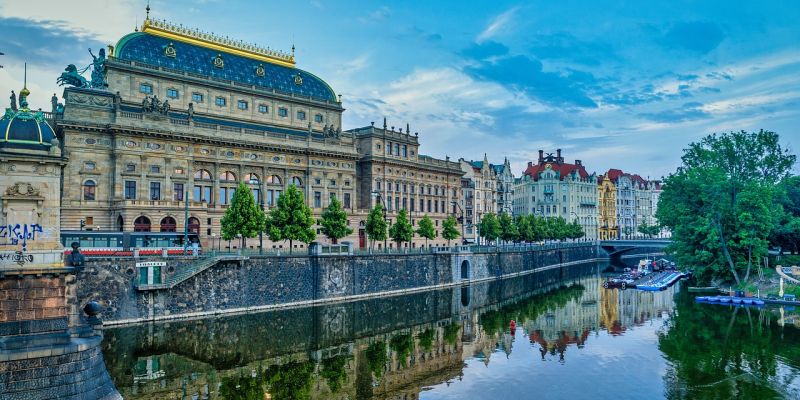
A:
88;48;107;89
323;124;340;138
57;64;89;88
141;95;170;115
10;90;17;111
187;102;194;120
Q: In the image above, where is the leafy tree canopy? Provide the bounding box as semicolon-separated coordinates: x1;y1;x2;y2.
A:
318;195;353;243
389;208;414;245
221;182;266;242
265;185;316;252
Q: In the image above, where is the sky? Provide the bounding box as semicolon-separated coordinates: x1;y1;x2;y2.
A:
1;0;798;179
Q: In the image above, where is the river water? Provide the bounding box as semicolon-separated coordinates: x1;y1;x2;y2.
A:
101;262;800;399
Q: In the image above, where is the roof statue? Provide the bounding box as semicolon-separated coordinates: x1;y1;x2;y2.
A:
2;67;57;151
56;48;107;89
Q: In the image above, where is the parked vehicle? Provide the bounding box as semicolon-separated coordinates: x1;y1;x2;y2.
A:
603;274;636;289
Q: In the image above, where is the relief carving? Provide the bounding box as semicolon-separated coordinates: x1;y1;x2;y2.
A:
4;182;41;197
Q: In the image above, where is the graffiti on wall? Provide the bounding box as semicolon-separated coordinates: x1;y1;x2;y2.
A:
0;223;44;251
0;251;34;266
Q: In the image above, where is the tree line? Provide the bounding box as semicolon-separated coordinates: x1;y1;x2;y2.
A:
476;212;584;245
220;184;461;252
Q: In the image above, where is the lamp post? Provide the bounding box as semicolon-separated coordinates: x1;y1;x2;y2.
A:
183;189;189;255
451;200;465;246
251;177;264;254
210;233;216;255
371;191;388;251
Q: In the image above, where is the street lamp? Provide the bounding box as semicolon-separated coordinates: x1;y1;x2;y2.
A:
250;177;264;254
371;191;388;251
451;200;466;246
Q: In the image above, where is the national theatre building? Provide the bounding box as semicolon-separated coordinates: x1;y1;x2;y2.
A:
54;14;462;250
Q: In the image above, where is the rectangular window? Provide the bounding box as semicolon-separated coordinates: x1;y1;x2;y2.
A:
435;200;439;213
278;107;288;117
420;198;424;211
219;188;228;205
394;143;400;155
192;93;203;102
329;192;336;206
376;181;381;191
403;145;407;157
124;181;136;199
387;196;392;211
139;83;152;94
252;188;260;204
194;185;202;201
215;97;226;106
297;110;306;120
266;190;274;206
411;185;415;194
330;179;336;186
126;164;136;172
166;88;179;99
204;186;212;203
174;183;184;201
402;197;407;210
314;114;323;123
150;182;161;200
314;192;322;208
150;165;161;174
258;104;268;113
237;100;248;110
410;197;415;212
343;193;351;209
427;199;432;213
387;142;392;155
395;197;400;210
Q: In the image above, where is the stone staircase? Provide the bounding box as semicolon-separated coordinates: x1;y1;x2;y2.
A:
136;255;248;291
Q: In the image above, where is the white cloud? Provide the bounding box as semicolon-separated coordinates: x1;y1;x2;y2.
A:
477;7;520;43
1;1;145;43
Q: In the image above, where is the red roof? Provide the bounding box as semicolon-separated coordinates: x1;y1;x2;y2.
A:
524;162;590;181
604;169;650;186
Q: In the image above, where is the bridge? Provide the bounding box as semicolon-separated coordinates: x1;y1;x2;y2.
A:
598;239;671;266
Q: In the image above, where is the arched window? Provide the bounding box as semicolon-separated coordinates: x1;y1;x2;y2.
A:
194;169;212;180
267;175;282;185
116;216;124;232
134;216;151;232
220;171;236;182
83;180;96;201
244;173;260;184
160;216;177;232
291;176;303;186
188;217;200;234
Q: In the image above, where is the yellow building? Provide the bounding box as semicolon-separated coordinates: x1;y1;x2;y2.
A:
597;175;618;240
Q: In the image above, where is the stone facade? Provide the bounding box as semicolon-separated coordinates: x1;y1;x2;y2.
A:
350;121;463;249
459;155;499;243
604;169;660;238
513;149;599;239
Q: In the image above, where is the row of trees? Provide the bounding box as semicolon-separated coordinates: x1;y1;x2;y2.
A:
476;212;584;245
364;204;461;250
657;129;798;285
220;183;462;252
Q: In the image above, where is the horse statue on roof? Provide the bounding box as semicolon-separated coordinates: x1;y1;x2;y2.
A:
56;64;89;88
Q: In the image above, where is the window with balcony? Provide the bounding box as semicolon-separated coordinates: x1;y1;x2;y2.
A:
150;182;161;200
174;183;184;201
124;181;136;199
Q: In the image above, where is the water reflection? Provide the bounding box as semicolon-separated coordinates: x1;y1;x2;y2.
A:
100;262;800;399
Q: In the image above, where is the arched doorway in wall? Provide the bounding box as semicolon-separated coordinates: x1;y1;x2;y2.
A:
133;216;151;232
188;217;200;234
160;216;177;232
116;216;124;232
460;259;470;280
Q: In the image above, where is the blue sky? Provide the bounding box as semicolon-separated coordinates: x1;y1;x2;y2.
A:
1;0;798;178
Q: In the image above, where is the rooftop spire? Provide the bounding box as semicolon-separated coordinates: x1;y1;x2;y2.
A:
19;62;30;108
145;2;151;20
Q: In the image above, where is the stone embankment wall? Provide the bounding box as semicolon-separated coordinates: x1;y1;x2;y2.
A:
76;245;600;325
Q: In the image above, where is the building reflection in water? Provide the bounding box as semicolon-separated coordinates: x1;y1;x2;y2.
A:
100;263;689;399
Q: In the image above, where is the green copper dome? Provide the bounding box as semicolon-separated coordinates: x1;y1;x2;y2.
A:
0;104;56;151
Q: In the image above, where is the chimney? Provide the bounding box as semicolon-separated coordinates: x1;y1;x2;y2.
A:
557;149;562;162
575;159;582;166
538;150;544;163
528;161;532;167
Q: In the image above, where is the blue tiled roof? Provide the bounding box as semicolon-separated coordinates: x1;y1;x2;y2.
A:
115;32;337;102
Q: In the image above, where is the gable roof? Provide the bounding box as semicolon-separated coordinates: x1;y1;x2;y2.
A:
523;162;591;181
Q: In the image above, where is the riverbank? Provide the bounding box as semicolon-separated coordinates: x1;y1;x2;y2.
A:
74;243;664;326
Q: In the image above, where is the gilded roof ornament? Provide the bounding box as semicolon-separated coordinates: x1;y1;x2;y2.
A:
141;17;295;67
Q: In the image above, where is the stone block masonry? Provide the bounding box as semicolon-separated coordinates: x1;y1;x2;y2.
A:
75;244;601;326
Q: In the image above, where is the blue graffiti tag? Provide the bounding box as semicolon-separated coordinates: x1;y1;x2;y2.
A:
0;223;43;251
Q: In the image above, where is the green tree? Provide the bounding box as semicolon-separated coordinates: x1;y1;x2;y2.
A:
770;176;800;254
365;203;387;250
264;185;316;253
389;209;414;248
441;215;460;246
318;195;352;244
498;212;518;244
415;215;436;248
657;130;796;285
515;215;533;242
220;182;266;249
638;222;657;238
567;219;584;241
478;213;500;245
